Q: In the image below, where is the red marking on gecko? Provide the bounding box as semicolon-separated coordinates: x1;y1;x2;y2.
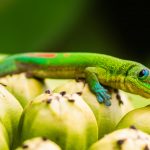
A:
28;53;57;58
63;53;71;57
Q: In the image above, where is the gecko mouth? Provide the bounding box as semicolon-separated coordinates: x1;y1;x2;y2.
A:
124;76;150;98
137;80;150;98
139;80;150;90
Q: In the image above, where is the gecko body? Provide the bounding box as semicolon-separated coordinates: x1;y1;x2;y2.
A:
0;52;150;106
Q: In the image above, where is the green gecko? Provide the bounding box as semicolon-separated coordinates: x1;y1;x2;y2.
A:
0;52;150;106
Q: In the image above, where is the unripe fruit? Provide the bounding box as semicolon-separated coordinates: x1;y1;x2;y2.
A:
15;137;61;150
0;73;43;107
0;84;23;148
19;92;98;150
126;93;150;109
116;105;150;134
89;127;150;150
0;121;9;150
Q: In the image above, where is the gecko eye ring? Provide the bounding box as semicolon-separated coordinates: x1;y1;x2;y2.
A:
138;69;149;80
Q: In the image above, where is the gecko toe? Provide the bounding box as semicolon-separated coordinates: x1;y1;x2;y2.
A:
100;91;111;106
96;94;104;103
106;93;111;100
104;99;111;106
96;91;111;104
104;93;111;105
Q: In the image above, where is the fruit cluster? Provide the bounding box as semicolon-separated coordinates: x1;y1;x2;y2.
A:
0;73;150;150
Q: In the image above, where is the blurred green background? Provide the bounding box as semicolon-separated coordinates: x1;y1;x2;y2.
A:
0;0;150;65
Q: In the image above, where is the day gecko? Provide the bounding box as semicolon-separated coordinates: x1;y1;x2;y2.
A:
0;52;150;106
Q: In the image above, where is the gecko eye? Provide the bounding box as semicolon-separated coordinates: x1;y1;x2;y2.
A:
138;69;149;80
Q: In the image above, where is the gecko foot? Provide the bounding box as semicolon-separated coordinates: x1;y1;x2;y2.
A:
93;83;111;106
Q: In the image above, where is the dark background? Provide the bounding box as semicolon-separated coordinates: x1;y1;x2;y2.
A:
0;0;150;65
106;0;150;63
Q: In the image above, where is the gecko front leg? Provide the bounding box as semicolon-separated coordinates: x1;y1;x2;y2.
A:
85;67;111;106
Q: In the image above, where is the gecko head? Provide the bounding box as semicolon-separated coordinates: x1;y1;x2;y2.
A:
125;63;150;98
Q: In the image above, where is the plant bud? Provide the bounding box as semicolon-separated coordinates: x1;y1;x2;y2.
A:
0;84;23;148
0;121;9;150
116;105;150;134
15;137;61;150
18;92;98;150
89;128;150;150
0;73;43;107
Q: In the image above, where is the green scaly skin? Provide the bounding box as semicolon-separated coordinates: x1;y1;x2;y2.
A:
0;52;150;106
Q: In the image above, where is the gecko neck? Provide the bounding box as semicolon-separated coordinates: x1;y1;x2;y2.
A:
98;59;139;92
